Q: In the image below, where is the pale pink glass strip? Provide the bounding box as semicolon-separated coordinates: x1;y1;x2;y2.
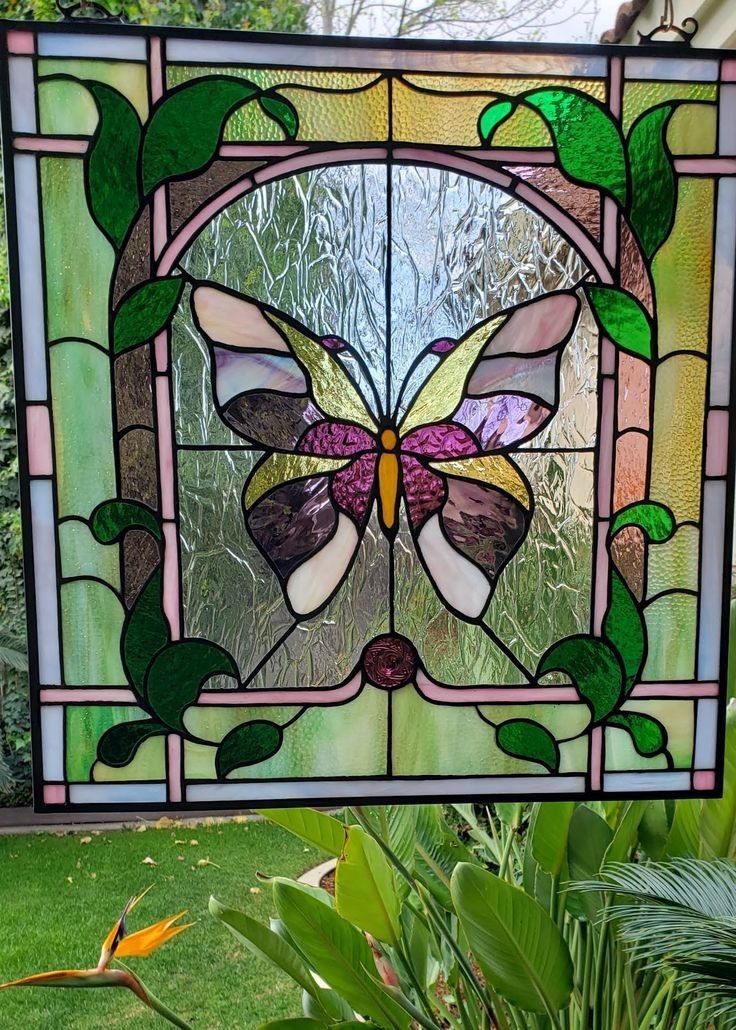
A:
154;330;168;373
167;734;182;802
152;190;167;261
155;375;175;519
43;784;66;804
609;57;623;118
14;137;88;154
163;521;181;641
630;682;718;699
219;143;307;158
596;378;615;520
603;197;618;266
458;148;556;164
618;353;650;430
206;672;364;707
723;60;736;83
593;519;610;636
149;36;164;103
674;158;736;175
40;688;138;703
7;30;35;54
600;338;616;376
706;409;729;477
415;672;578;704
589;726;602;790
26;405;53;475
693;770;716;790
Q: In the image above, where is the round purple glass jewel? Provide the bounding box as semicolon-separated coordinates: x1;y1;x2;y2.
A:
362;634;418;690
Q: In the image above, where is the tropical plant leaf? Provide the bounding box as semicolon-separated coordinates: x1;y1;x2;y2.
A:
610;501;676;543
666;798;702;858
335;826;401;945
700;703;736;859
627;102;677;259
0;633;27;672
451;862;573;1016
531;802;575;876
145;639;238;731
83;81;142;249
566;805;613;921
259;92;299;138
603;801;648;865
122;568;170;698
413;804;476;910
607;711;668;758
142;76;260;194
256;808;346;857
91;499;161;543
113;277;184;354
216;721;283;777
585;285;653;359
272;880;410;1028
496;719;560;773
538;636;623;724
97;719;166;768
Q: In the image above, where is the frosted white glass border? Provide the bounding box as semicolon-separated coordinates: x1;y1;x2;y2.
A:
694;698;719;768
13;155;47;402
8;57;36;134
719;85;736;156
37;32;147;60
603;771;691;792
40;705;64;780
698;479;727;681
69;782;167;804
624;57;719;82
30;480;61;685
711;178;736;406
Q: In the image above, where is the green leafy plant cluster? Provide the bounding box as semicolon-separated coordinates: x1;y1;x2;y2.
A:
208;718;736;1030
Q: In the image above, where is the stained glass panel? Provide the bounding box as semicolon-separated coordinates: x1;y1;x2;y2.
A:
2;23;735;809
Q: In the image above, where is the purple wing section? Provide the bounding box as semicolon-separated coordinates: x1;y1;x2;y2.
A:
441;477;530;578
222;394;323;451
247;475;337;580
453;395;552;450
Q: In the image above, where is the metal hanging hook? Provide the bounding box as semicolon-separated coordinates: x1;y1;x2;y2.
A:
638;0;699;45
55;0;125;21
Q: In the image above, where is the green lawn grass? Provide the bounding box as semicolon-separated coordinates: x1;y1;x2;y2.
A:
0;818;325;1029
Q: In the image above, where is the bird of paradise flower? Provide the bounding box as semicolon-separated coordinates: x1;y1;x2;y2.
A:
1;886;193;1028
190;281;581;626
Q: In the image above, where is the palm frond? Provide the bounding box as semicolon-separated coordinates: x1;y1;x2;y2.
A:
0;752;14;795
0;631;28;672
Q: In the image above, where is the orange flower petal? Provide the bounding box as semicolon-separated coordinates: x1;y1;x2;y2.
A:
1;968;128;990
99;885;155;966
114;912;193;958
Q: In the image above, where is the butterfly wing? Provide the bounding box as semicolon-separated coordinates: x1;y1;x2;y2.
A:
398;291;581;620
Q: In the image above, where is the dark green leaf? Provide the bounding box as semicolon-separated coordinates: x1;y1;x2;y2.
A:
146;639;238;731
84;81;141;249
603;570;645;692
496;719;559;773
608;711;667;757
610;501;675;543
255;809;346;857
91;499;161;543
478;99;515;142
586;285;653;359
259;93;298;138
524;88;627;205
567;805;613;921
142;77;259;194
122;568;170;697
604;801;648;864
97;718;166;767
627;103;677;259
113;277;184;354
538;636;624;724
216;721;283;777
531;802;575;875
638;800;671;860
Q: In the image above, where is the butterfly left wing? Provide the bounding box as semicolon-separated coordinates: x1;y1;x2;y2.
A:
398;291;581;620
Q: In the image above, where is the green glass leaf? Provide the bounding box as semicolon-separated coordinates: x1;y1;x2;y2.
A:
84;81;142;249
146;639;238;732
142;76;259;195
259;93;299;138
602;569;645;692
97;718;166;767
451;862;574;1015
610;501;676;543
91;499;161;543
478;99;515;143
122;568;170;698
538;636;624;724
496;719;560;773
627;103;677;259
113;277;184;354
608;711;668;757
216;721;283;777
586;285;653;359
523;88;627;205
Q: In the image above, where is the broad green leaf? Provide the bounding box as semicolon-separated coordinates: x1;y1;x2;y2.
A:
638;800;670;861
666;799;702;858
610;501;675;543
258;1021;325;1030
627;103;677;259
603;570;645;692
259;93;299;138
531;802;575;876
478;99;514;142
413;804;476;910
302;986;355;1023
122;568;170;697
604;801;648;865
96;719;165;767
91;499;161;543
113;277;184;354
567;805;613;920
524;88;627;205
84;81;141;248
586;285;653;359
538;636;623;724
256;808;346;858
451;862;573;1015
335;826;401;944
361;805;417;870
209;897;331;1018
273;880;410;1028
142;76;259;194
700;704;736;859
496;719;559;773
145;640;238;731
495;802;524;828
216;721;283;777
729;598;736;699
608;711;667;758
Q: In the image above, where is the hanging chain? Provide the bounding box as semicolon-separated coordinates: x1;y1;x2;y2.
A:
638;0;699;45
55;0;125;21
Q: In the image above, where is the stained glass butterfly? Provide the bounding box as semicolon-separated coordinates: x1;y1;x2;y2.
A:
191;283;581;622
